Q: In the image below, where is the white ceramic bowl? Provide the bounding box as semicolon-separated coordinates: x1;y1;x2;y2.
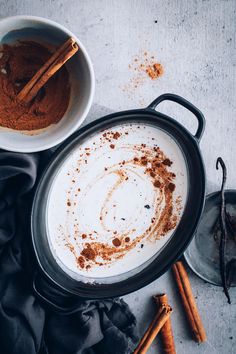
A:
0;16;95;152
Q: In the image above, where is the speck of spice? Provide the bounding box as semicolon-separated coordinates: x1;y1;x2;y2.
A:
154;180;161;188
168;182;176;192
81;245;96;260
162;158;172;166
113;132;121;139
146;63;164;80
112;238;121;247
77;256;85;268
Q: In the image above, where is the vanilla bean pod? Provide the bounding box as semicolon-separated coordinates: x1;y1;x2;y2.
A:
212;218;220;241
216;157;231;304
225;212;236;242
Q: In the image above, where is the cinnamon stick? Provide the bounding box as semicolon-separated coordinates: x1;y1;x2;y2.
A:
154;294;176;354
134;304;172;354
172;261;207;343
17;37;79;103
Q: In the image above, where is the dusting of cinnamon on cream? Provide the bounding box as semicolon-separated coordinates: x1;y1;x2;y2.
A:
63;142;178;270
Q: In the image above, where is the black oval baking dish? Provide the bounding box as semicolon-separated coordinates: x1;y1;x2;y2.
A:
31;93;206;303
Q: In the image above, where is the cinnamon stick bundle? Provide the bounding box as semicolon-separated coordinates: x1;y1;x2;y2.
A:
17;37;79;103
154;294;176;354
134;303;172;354
172;261;207;343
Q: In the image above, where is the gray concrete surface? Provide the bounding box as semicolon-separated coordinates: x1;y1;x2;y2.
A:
1;1;236;353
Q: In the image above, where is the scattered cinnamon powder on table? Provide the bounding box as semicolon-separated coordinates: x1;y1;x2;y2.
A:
121;51;164;98
0;41;70;131
136;51;164;80
146;62;164;79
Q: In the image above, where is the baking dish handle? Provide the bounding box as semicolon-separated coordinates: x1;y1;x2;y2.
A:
147;93;205;141
32;273;83;315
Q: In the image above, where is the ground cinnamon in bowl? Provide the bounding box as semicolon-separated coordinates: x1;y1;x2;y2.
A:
0;41;70;131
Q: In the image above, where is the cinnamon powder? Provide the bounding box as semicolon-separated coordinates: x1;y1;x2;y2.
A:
146;63;164;80
81;244;96;260
0;41;70;131
121;51;164;100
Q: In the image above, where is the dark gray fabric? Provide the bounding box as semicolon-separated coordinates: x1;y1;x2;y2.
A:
0;150;138;354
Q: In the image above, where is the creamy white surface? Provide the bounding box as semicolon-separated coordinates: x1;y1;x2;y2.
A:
47;122;188;282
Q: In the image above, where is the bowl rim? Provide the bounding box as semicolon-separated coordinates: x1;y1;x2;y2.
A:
0;15;95;153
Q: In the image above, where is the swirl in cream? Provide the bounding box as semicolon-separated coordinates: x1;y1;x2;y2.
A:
47;123;187;280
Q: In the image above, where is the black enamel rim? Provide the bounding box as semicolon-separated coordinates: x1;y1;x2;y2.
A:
31;94;206;300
